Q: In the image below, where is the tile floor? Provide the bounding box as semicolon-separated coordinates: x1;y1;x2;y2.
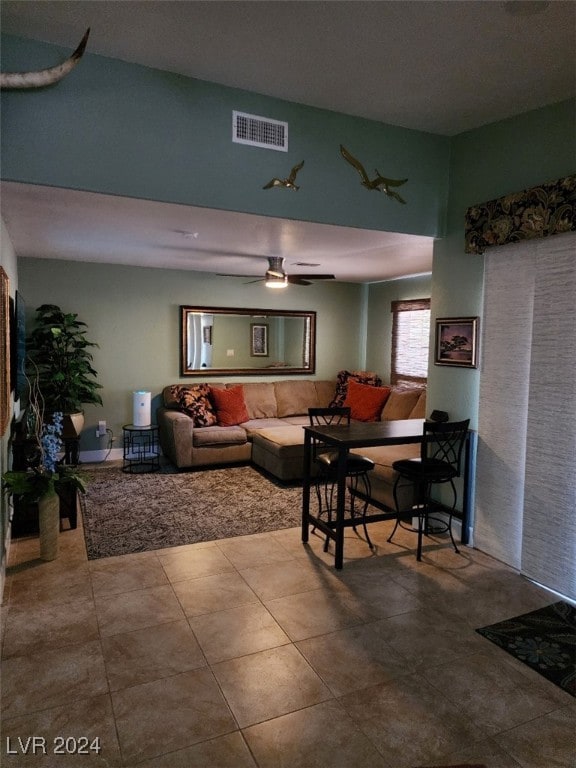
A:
1;505;575;767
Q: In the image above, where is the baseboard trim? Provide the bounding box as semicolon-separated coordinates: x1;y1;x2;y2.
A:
79;447;124;463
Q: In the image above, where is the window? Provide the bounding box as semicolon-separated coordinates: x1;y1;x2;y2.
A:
391;299;431;386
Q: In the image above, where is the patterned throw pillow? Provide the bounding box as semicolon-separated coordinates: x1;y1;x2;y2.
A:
330;370;383;407
176;384;217;427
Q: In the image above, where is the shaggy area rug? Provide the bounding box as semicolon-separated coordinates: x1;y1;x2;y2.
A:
476;601;576;697
81;462;302;559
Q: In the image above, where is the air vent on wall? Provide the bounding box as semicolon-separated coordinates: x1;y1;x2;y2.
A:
232;110;288;152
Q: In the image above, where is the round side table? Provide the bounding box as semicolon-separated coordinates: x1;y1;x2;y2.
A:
122;424;160;473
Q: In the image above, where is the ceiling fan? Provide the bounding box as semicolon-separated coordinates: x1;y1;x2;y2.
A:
239;257;336;288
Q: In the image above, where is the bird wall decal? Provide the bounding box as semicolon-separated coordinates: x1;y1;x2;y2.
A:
263;160;304;190
339;145;408;204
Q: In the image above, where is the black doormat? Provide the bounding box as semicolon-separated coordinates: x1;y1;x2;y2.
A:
476;601;575;697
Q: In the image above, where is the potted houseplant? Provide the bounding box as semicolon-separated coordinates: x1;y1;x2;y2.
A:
2;375;87;560
26;303;103;438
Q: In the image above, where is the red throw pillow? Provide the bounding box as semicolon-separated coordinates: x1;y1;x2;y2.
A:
211;385;249;426
344;379;391;421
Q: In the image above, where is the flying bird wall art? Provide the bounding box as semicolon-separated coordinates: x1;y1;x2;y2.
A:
339;145;408;204
0;28;90;89
263;160;304;190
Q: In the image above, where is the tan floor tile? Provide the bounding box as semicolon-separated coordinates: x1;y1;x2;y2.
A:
264;586;371;641
436;570;553;627
101;619;206;691
6;568;93;608
296;620;411;696
189;602;290;663
212;644;332;728
372;606;488;667
2;597;99;659
239;557;342;601
136;731;257;767
434;737;527;767
90;553;169;596
494;703;576;767
111;668;236;764
172;571;259;617
8;533;88;570
158;546;235;582
1;694;121;767
243;699;388;768
334;560;424;618
95;584;185;637
423;651;574;735
1;639;108;719
339;673;485;768
216;532;295;569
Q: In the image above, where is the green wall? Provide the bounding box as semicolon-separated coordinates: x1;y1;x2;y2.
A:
1;34;450;238
18;258;364;452
427;99;576;428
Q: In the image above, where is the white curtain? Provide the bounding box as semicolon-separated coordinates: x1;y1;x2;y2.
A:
475;231;576;601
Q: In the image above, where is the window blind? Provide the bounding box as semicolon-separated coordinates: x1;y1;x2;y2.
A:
391;299;430;386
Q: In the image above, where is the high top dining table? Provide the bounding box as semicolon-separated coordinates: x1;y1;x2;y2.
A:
301;418;474;569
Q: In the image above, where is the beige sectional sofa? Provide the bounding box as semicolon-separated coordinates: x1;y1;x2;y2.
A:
157;378;426;511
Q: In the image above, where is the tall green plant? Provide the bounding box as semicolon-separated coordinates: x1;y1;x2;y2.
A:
26;304;103;414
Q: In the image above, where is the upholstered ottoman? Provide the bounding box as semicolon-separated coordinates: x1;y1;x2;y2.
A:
251;426;309;482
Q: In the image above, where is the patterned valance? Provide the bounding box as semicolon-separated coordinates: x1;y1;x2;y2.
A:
465;174;576;255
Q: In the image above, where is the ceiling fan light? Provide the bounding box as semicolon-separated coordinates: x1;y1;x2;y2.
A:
265;273;288;288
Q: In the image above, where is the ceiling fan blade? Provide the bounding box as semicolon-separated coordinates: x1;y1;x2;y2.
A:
287;276;313;286
290;274;335;281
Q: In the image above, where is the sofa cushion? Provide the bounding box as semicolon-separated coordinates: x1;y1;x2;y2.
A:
241;418;289;437
176;384;217;427
211;385;249;426
314;380;337;407
330;370;383;407
344;380;391;421
275;380;318;417
192;425;248;447
235;382;278;419
409;390;427;419
381;387;423;421
253;426;305;447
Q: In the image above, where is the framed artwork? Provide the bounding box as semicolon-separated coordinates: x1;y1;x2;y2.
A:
250;323;269;357
202;325;213;345
435;316;478;368
0;267;10;436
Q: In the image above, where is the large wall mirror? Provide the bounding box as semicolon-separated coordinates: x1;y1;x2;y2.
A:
180;306;316;376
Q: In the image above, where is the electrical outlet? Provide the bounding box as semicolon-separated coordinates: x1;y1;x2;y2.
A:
97;420;107;437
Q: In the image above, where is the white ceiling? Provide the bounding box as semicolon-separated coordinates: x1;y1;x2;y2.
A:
1;0;574;283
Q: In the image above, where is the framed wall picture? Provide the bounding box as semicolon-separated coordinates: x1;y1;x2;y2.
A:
250;323;268;357
435;316;479;368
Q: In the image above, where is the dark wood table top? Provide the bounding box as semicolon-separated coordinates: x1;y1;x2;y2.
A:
303;418;425;449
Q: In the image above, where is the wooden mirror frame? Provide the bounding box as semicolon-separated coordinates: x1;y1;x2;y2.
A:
180;306;316;376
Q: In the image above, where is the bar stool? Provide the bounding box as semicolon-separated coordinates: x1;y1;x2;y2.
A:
308;407;375;550
389;418;469;560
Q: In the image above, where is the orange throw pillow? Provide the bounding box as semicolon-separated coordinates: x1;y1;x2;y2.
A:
344;380;391;422
211;385;249;426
